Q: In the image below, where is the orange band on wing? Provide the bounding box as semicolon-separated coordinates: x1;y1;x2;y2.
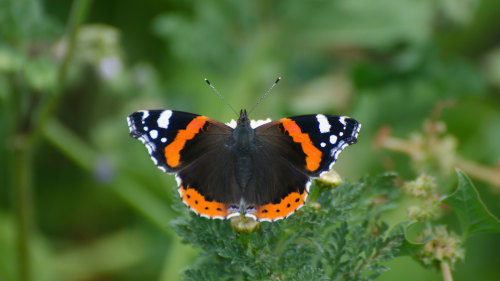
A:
164;116;207;167
178;185;232;219
254;191;307;221
281;119;322;172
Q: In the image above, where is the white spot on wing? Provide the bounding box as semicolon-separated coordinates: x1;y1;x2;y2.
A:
227;212;241;219
245;214;257;220
146;144;154;155
143;126;148;131
140;110;149;123
316;114;331;133
157;110;173;129
137;134;165;171
320;142;326;147
149;130;158;139
305;180;311;192
250;118;272;129
339;116;347;128
161;137;167;143
226;119;237;129
175;175;182;186
127;117;135;133
330;135;338;144
142;137;155;154
353;123;361;138
151;156;158;165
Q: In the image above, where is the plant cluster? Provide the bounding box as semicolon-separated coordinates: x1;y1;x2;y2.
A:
172;173;402;281
399;170;500;280
171;170;500;281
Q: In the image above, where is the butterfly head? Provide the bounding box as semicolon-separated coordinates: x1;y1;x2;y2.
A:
237;109;250;126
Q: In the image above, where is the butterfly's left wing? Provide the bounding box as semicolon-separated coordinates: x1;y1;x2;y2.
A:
255;114;360;177
247;114;360;221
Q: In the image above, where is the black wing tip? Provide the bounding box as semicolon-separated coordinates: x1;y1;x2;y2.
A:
346;136;358;145
128;111;145;120
129;129;142;138
346;118;361;143
127;112;146;138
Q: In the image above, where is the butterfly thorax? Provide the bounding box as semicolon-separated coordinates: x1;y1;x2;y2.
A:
234;109;253;152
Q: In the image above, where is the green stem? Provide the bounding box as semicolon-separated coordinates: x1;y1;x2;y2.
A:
13;138;34;281
441;261;453;281
31;0;91;141
11;2;91;281
58;0;91;85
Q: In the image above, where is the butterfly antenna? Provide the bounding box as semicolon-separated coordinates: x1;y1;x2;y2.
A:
204;78;239;116
248;77;281;115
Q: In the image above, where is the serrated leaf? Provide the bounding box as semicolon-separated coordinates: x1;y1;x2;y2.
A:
442;169;500;237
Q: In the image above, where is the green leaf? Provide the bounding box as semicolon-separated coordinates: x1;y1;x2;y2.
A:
442;169;500;237
391;221;421;257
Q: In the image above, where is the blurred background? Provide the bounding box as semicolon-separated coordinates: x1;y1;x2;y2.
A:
1;0;499;280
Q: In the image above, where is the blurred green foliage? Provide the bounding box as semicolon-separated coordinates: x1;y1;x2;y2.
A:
1;0;500;280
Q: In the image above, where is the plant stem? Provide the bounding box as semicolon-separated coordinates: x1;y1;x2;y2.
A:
13;137;34;281
11;2;91;281
456;158;500;189
32;0;91;141
441;261;453;281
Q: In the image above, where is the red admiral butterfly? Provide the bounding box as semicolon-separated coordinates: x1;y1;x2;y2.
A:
128;108;360;222
128;79;360;222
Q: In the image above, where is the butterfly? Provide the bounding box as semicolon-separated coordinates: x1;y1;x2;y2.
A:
127;108;360;222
